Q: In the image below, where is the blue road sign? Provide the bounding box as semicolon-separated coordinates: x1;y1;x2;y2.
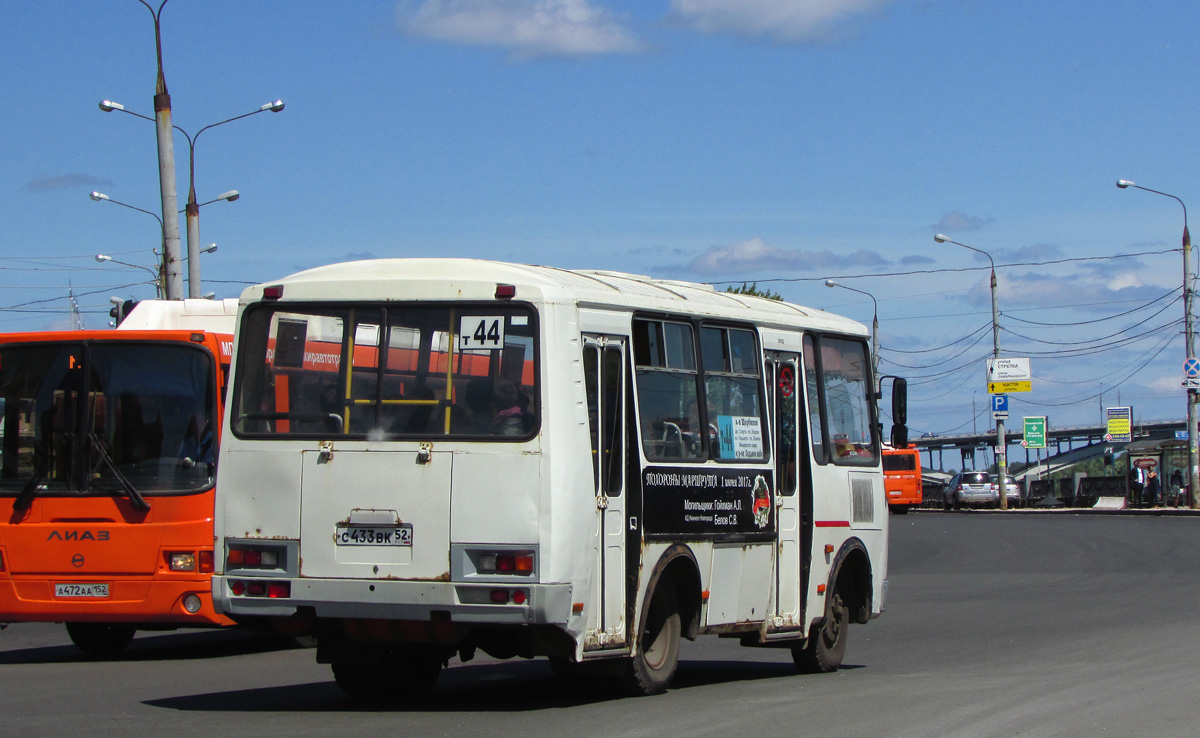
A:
991;394;1009;417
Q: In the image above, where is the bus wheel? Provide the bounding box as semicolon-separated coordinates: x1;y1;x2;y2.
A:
65;623;136;658
792;590;848;674
891;505;910;515
620;576;681;696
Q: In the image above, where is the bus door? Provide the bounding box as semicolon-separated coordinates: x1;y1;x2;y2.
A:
766;352;804;630
582;335;627;649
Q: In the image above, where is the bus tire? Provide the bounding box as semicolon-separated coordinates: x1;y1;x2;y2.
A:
891;504;910;515
792;589;848;674
619;576;681;696
65;622;136;658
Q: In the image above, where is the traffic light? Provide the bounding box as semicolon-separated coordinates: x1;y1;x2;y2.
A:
109;297;137;327
1104;447;1114;466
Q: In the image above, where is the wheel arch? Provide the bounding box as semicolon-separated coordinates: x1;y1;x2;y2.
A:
827;537;873;625
642;543;703;641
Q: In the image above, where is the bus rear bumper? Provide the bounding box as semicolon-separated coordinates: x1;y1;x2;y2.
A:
214;575;574;627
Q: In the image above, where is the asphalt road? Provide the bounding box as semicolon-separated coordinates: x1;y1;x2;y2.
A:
3;512;1199;737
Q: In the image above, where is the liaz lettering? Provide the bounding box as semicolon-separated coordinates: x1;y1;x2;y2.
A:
46;530;110;542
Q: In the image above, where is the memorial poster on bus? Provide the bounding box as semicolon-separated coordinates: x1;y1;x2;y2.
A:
641;466;775;539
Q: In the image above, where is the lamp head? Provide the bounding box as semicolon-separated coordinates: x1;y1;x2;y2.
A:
217;190;240;203
201;243;218;254
824;279;839;288
95;254;112;263
262;100;285;113
934;233;949;243
90;191;109;202
99;100;124;112
1116;179;1134;189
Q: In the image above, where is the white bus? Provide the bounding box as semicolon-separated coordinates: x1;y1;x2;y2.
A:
212;259;904;698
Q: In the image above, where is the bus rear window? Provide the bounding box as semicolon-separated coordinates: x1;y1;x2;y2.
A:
233;304;538;440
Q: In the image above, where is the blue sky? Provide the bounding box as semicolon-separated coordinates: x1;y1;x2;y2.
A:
3;0;1198;443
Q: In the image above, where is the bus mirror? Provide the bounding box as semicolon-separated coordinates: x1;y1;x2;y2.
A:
890;378;908;448
891;377;907;426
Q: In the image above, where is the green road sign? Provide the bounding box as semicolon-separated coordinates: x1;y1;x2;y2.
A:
1023;416;1047;449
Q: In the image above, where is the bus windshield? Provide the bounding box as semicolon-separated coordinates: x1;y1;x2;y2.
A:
0;341;217;497
232;303;538;439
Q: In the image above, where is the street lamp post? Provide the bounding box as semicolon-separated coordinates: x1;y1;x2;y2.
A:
936;233;1008;510
99;100;282;298
1117;179;1197;509
180;100;282;297
128;0;183;299
90;191;165;297
95;254;163;298
824;279;879;381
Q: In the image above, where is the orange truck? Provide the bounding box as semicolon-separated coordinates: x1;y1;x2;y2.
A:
0;299;236;655
882;446;922;514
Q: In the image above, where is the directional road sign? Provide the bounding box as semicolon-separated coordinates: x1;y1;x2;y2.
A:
1023;416;1047;449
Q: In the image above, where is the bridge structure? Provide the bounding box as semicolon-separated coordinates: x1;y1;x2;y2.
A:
910;418;1190;473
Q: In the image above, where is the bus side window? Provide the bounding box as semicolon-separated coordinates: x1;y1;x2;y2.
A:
803;334;826;464
632;319;703;461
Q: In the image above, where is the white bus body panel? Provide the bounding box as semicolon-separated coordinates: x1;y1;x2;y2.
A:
212;259;885;663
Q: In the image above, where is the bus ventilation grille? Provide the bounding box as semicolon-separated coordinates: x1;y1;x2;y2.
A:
851;478;875;523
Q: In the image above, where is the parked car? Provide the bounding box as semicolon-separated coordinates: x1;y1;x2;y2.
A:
944;471;997;509
993;474;1022;507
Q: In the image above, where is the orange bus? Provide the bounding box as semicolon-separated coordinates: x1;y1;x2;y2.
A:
0;299;237;655
882;446;922;514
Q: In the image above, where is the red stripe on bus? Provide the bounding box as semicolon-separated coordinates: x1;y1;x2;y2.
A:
815;521;851;528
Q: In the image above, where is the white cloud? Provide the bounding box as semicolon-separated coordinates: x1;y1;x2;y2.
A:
669;0;893;43
397;0;643;59
933;210;994;234
678;236;890;276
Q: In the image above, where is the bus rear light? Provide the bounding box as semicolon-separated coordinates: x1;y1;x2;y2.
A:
478;551;534;575
227;546;281;569
198;551;214;573
168;552;196;571
262;285;284;300
495;283;516;299
229;580;291;598
512;589;527;605
490;589;509;603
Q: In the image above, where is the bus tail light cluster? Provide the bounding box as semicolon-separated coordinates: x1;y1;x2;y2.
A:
490;589;528;605
229;580;291;598
227;545;282;570
477;552;534;575
166;550;215;573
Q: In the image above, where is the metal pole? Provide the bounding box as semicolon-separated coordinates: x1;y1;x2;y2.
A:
1185;225;1197;508
991;265;1008;510
143;0;184;300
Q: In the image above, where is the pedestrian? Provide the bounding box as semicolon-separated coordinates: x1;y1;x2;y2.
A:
1146;470;1161;508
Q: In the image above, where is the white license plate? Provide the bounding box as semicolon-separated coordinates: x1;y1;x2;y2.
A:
335;525;412;546
55;583;110;598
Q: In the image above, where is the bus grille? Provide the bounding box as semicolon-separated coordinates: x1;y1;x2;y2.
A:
851;478;875;523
